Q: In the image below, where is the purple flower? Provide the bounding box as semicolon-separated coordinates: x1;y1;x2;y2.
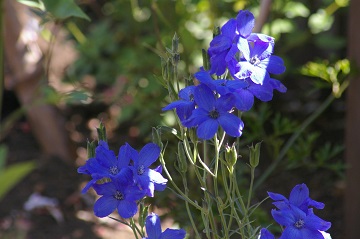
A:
208;10;255;76
92;169;145;218
185;84;244;140
162;86;196;127
143;213;186;239
129;143;168;197
271;206;331;239
194;70;247;95
268;183;325;213
234;40;286;85
78;141;132;193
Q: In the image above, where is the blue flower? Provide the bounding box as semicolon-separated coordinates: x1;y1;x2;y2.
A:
185;84;244;140
208;10;255;76
271;206;331;239
258;228;275;239
162;86;196;127
268;183;325;213
143;213;186;239
234;40;286;85
194;70;247;95
78;141;132;193
129;143;168;197
92;168;146;218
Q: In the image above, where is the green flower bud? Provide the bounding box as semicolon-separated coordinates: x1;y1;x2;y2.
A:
87;140;96;158
97;122;107;143
172;32;179;53
249;142;261;168
213;26;221;37
152;127;163;150
225;144;238;167
202;49;211;71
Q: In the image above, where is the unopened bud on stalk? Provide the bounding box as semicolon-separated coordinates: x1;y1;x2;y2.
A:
97;122;107;143
249;142;261;168
213;26;221;38
177;142;188;173
87;140;96;158
172;32;179;53
202;49;211;71
152;127;163;150
225;144;238;168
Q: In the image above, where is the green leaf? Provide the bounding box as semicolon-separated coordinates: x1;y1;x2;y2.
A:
0;145;8;171
0;161;36;201
41;0;90;21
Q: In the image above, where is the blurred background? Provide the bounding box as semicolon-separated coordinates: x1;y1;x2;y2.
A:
0;0;353;238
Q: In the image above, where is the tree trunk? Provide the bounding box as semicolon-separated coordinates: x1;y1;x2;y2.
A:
345;0;360;238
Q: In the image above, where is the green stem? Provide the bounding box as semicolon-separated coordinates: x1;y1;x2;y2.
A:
247;167;255;211
183;177;201;239
159;153;203;211
254;93;336;190
130;218;142;239
231;178;245;236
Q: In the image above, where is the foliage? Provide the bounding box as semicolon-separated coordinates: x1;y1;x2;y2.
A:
0;145;36;201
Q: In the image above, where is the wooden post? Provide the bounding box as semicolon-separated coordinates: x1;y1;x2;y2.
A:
345;0;360;238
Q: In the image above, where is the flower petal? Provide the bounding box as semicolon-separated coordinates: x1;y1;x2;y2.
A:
271;209;296;227
216;94;235;112
197;119;219;140
218;113;243;137
250;67;270;85
209;35;232;54
146;213;162;238
259;228;275;239
93;195;118;218
138;143;161;167
236;10;255;38
234;89;254;111
93;182;117;196
304;211;331;231
289;183;309;207
247;81;273;101
185;108;210;127
267;191;288;201
117;144;131;168
279;226;302;239
221;18;237;38
299;228;324;239
259;55;286;74
194;84;216;111
148;169;168;185
160;228;187;239
117;200;138;218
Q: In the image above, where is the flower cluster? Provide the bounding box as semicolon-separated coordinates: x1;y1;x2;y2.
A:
143;213;186;239
78;141;167;218
259;183;332;239
163;10;286;140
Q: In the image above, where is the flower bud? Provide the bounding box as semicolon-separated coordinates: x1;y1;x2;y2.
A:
172;32;179;53
96;122;107;143
225;143;238;167
87;140;96;158
213;26;221;37
152;127;163;150
202;49;211;71
249;142;261;168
